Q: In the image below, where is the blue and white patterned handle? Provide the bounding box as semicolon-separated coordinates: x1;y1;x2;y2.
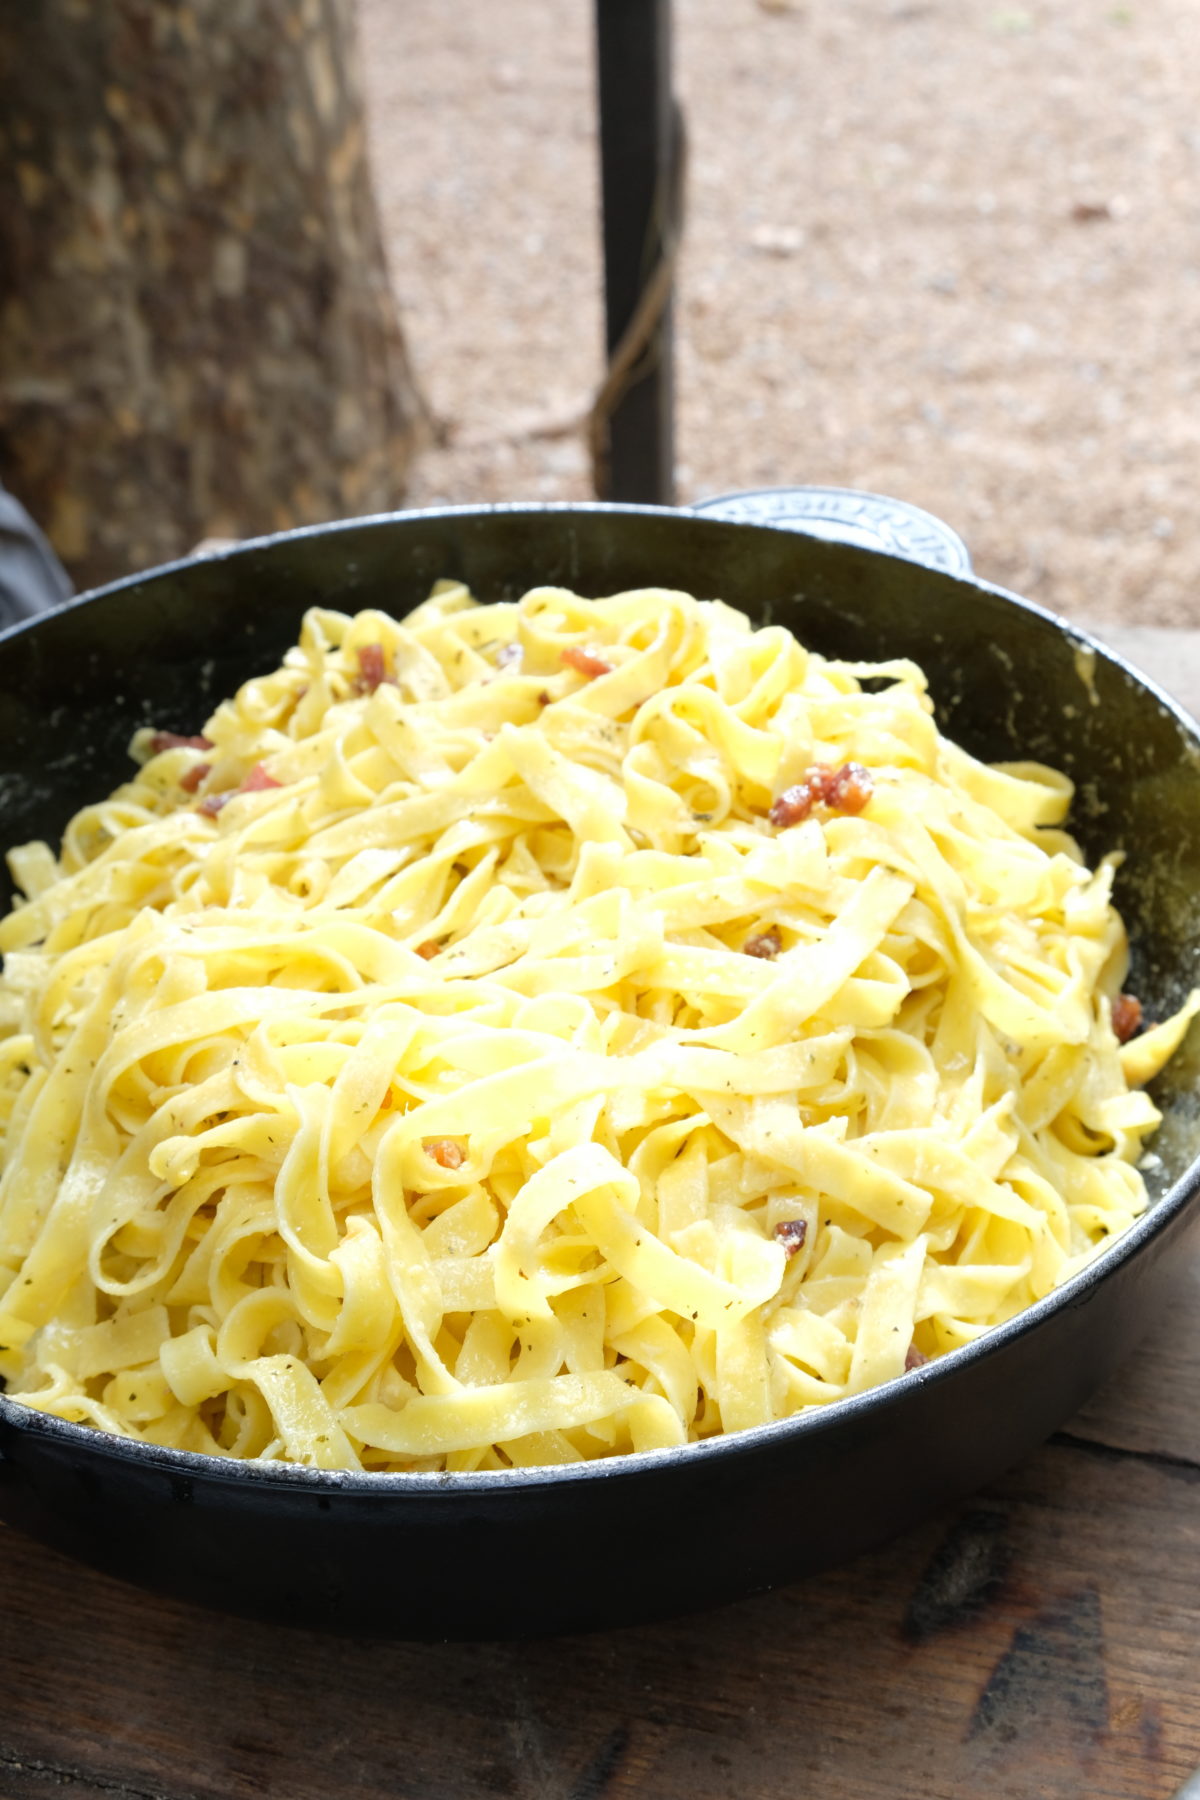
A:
689;485;973;578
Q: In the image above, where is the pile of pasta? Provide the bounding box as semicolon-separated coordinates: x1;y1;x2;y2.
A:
0;582;1195;1472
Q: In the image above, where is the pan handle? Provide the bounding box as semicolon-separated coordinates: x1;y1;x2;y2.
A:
687;486;972;578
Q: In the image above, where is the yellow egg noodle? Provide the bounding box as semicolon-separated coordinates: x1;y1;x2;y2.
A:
0;583;1195;1472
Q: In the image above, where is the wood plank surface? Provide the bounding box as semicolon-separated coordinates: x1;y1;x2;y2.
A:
3;1243;1200;1800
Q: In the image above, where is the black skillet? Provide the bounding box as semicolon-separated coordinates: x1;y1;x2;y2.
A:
0;502;1198;1639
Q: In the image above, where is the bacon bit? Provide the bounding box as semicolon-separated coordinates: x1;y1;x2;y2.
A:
773;1218;808;1257
768;777;822;829
769;762;874;828
424;1137;465;1170
150;731;213;754
195;762;279;813
743;926;782;960
537;690;552;707
240;762;282;793
496;643;523;670
353;643;393;694
904;1343;928;1372
1112;993;1143;1043
379;1090;394;1110
825;761;874;814
561;644;614;680
415;939;442;960
179;760;211;794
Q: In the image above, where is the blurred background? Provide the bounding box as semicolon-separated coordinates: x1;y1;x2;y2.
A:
2;0;1198;628
366;0;1200;628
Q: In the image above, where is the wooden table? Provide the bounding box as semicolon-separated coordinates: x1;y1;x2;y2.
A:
2;627;1197;1800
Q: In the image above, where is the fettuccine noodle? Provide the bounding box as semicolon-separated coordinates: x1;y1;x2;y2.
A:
0;582;1194;1471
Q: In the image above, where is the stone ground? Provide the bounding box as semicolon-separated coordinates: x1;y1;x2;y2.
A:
358;0;1200;631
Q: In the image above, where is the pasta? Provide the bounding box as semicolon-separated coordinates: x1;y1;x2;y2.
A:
0;581;1194;1473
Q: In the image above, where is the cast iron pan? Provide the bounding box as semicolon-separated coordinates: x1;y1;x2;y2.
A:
0;504;1198;1639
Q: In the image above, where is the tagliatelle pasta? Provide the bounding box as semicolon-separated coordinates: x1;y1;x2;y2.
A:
0;582;1195;1472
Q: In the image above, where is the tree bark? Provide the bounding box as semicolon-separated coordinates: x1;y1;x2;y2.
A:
0;0;425;590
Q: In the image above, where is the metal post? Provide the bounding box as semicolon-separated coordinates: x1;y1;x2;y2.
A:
593;0;676;506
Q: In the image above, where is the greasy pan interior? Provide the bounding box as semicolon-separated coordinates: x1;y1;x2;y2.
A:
0;503;1198;1639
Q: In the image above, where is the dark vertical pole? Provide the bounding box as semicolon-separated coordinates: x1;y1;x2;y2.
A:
595;0;675;506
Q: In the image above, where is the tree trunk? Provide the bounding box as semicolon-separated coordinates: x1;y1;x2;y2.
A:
0;0;425;591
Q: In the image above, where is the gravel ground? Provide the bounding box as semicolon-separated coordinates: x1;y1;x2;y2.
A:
359;0;1200;627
